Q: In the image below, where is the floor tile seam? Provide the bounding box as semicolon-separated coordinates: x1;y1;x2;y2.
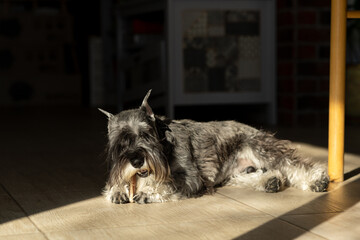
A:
216;192;349;217
0;182;50;240
0;228;42;236
277;217;329;240
281;211;345;217
0;232;48;238
220;198;350;217
9;190;103;196
215;192;276;217
35;215;275;235
27;213;269;225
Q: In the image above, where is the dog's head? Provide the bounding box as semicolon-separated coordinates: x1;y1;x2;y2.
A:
99;90;171;184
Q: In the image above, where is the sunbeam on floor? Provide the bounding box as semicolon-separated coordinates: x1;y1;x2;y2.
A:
0;108;359;240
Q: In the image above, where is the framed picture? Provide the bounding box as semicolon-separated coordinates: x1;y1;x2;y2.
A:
168;0;276;123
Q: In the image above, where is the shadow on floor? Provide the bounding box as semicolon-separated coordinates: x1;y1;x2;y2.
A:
0;107;108;225
235;176;360;240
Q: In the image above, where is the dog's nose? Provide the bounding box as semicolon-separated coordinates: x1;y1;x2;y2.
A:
130;158;144;168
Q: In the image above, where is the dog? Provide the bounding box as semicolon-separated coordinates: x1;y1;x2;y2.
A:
99;90;329;204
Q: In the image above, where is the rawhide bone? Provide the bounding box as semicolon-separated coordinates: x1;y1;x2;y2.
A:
129;175;136;203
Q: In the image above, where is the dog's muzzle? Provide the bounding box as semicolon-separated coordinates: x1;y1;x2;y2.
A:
127;150;145;168
130;158;144;169
123;149;152;179
137;169;150;178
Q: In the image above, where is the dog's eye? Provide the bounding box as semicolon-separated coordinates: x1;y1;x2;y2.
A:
139;131;151;140
118;129;136;146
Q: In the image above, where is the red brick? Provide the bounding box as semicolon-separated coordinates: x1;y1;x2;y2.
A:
277;28;294;43
278;12;294;26
319;45;330;59
298;45;316;59
278;45;294;59
297;62;329;76
319;79;330;92
319;62;330;75
320;112;329;126
278;78;295;93
297;95;316;110
277;0;293;8
278;95;295;110
297;113;318;126
298;0;330;8
298;28;330;43
278;111;294;126
316;95;329;110
298;11;317;25
320;11;331;26
297;94;329;111
278;62;294;76
297;79;317;93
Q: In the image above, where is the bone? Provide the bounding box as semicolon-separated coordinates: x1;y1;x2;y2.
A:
129;175;136;203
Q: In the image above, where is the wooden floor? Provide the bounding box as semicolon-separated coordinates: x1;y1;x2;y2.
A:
0;108;359;240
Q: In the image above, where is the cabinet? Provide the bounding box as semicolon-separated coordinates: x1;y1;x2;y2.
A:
116;0;276;123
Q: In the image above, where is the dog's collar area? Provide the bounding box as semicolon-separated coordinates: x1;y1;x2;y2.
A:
137;169;150;178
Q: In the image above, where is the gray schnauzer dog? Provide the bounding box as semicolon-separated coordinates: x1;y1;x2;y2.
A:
99;90;329;204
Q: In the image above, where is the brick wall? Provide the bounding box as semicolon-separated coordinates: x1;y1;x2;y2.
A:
277;0;331;126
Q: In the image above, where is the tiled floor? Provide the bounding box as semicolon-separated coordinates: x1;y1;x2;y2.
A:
0;108;359;240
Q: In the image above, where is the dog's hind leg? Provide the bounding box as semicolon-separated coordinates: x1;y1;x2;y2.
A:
245;131;329;192
226;168;286;193
222;145;285;192
279;159;329;192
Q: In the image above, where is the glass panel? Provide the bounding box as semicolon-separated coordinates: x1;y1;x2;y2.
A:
182;10;261;93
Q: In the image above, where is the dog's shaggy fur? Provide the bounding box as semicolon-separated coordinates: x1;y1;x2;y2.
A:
100;90;329;204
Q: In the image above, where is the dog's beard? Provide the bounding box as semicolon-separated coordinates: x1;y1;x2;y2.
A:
109;151;171;185
145;149;171;183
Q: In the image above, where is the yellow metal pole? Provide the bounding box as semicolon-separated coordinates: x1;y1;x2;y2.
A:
328;0;347;182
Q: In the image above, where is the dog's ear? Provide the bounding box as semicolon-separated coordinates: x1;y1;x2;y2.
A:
140;89;155;121
155;116;171;140
98;108;113;119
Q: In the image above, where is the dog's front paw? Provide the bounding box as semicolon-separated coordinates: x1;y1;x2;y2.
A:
110;192;129;204
311;175;329;192
265;177;281;193
133;192;150;204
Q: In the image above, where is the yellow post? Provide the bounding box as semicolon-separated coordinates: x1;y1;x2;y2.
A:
347;10;360;19
328;0;347;182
